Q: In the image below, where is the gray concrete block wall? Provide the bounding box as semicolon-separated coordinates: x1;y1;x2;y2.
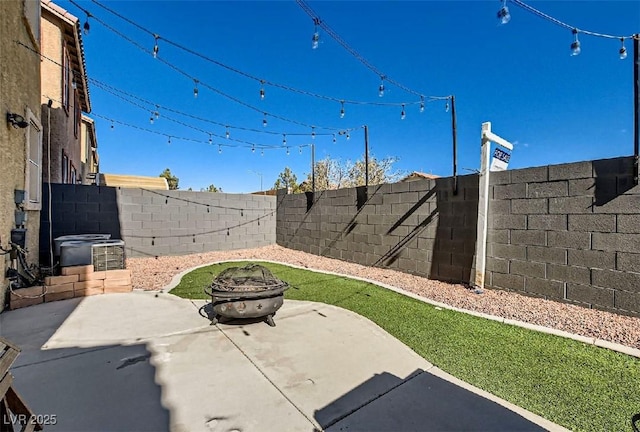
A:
41;184;276;260
485;156;640;316
276;175;479;283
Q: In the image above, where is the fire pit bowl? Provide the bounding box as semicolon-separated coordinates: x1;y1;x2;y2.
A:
204;263;289;327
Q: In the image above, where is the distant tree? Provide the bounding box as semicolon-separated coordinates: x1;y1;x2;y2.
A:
274;167;303;193
344;155;403;187
201;184;222;193
302;155;401;191
160;168;179;190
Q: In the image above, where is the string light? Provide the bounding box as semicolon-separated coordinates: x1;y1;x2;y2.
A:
261;149;264;156
400;104;406;120
340;100;345;118
208;133;212;145
193;79;199;98
149;112;154;124
311;126;315;139
225;126;230;139
619;38;628;60
419;96;425;113
154;105;160;119
110;120;114;129
505;0;636;58
286;146;290;155
83;12;91;35
218;144;222;154
332;134;336;143
299;146;303;154
497;0;511;25
79;0;448;113
378;77;385;97
152;34;159;58
260;80;265;99
263;113;268;127
346;132;350;140
167;135;172;145
311;18;320;49
252;144;255;153
282;134;287;145
570;29;581;56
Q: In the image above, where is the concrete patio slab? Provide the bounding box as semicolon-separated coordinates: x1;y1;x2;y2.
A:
0;292;569;432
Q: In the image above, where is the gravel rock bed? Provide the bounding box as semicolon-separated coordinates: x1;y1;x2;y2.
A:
127;244;640;350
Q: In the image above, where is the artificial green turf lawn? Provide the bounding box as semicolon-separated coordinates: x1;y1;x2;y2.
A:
171;261;640;432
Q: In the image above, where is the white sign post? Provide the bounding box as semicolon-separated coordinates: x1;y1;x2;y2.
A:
473;122;513;290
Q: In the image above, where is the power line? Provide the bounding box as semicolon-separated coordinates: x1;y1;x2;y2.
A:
85;0;449;107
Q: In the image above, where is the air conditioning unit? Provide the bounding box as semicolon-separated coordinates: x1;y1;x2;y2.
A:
91;240;125;271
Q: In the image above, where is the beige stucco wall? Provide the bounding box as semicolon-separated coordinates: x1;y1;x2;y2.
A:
0;0;42;311
41;11;82;184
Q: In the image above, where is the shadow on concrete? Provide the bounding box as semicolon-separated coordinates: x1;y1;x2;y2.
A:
0;299;169;432
315;369;546;432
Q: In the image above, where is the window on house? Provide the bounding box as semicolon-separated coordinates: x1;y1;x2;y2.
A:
74;90;80;137
71;164;77;184
25;108;42;210
62;151;69;183
63;48;70;113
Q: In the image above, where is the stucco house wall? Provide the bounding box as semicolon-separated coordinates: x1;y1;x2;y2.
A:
41;0;90;185
0;0;43;311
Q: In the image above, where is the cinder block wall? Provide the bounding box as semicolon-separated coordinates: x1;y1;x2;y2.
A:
40;184;276;260
276;175;479;282
277;156;640;316
486;156;639;315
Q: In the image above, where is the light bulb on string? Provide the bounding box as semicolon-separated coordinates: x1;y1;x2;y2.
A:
311;18;320;49
261;149;264;156
149;112;154;124
282;134;287;145
400;104;406;120
167;136;171;145
83;13;91;35
286;146;290;155
218;144;222;154
332;134;336;143
263;113;268;127
619;38;628;60
153;34;159;58
193;79;199;98
346;133;350;140
378;77;385;97
208;134;212;145
252;144;255;153
110;121;114;129
420;97;425;113
340;100;345;118
225;126;230;139
260;80;265;100
299;146;302;154
154;106;160;119
311;126;315;139
497;0;511;25
570;29;581;56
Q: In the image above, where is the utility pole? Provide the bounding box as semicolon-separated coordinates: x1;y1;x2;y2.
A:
450;95;458;194
311;143;316;193
634;34;639;185
364;125;369;188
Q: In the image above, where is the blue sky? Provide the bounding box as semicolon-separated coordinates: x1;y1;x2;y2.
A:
58;0;639;192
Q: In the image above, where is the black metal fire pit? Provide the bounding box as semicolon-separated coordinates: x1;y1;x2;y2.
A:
204;263;289;327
